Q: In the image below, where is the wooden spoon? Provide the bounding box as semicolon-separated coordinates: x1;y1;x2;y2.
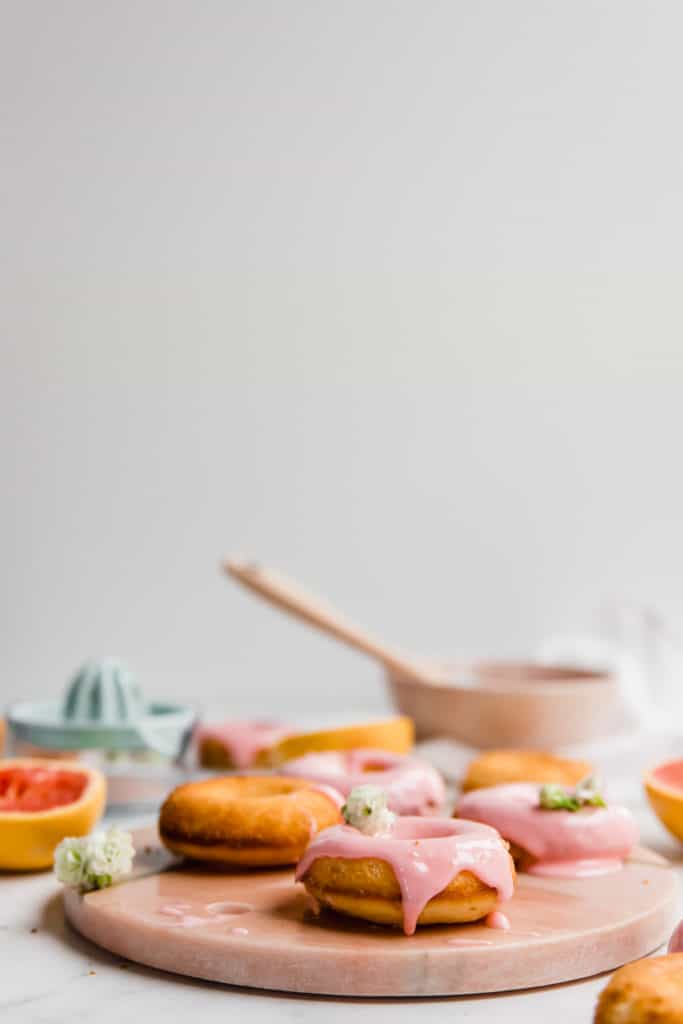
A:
223;558;448;686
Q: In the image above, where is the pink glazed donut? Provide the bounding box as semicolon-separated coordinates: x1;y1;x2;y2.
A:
457;782;638;878
283;748;446;816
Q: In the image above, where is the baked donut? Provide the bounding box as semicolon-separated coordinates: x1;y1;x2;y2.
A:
159;775;342;866
284;748;445;815
594;955;683;1024
457;782;638;877
462;749;592;792
296;815;515;934
195;721;292;770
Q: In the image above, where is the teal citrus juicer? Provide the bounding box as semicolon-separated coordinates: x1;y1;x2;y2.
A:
7;657;196;760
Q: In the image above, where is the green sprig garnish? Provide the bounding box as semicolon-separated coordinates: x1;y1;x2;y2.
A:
538;784;581;811
538;775;606;813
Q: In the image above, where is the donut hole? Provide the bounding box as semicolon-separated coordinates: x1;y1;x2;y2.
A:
226;776;305;799
391;819;467;841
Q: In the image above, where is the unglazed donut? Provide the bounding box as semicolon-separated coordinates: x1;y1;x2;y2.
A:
462;749;592;792
195;721;293;770
594;955;683;1024
295;817;515;934
284;748;446;816
159;775;342;866
457;782;638;877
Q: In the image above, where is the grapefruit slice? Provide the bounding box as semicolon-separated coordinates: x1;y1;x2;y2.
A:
0;758;106;870
261;716;414;766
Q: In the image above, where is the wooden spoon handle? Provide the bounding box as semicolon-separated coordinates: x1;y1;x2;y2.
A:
223;558;430;683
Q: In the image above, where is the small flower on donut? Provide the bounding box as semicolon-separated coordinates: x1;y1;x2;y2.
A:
341;785;396;835
538;774;606;812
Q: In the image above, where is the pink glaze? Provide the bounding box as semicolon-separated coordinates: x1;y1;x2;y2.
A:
668;919;683;953
486;911;510;930
457;783;638;878
528;858;623;878
195;720;292;769
295;816;514;936
159;903;192;917
158;901;253;928
284;748;446;815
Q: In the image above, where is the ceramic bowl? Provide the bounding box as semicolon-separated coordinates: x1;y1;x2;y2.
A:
644;759;683;842
386;659;620;749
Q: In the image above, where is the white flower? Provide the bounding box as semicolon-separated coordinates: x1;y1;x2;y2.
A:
88;828;135;885
342;785;396;835
54;837;90;887
54;828;135;891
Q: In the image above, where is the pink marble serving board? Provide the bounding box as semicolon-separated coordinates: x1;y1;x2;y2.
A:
63;827;678;997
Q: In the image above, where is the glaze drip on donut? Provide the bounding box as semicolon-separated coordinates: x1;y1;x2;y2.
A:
485;910;511;930
295;816;514;935
284;748;445;815
457;783;638;877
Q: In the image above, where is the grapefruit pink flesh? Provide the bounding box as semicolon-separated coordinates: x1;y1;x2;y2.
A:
0;766;88;812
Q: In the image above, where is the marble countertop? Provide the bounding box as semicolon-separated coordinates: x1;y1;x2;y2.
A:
2;768;681;1023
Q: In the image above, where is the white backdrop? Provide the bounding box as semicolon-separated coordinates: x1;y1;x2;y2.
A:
2;1;683;717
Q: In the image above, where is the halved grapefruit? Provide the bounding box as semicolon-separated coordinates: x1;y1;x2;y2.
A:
0;758;106;870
